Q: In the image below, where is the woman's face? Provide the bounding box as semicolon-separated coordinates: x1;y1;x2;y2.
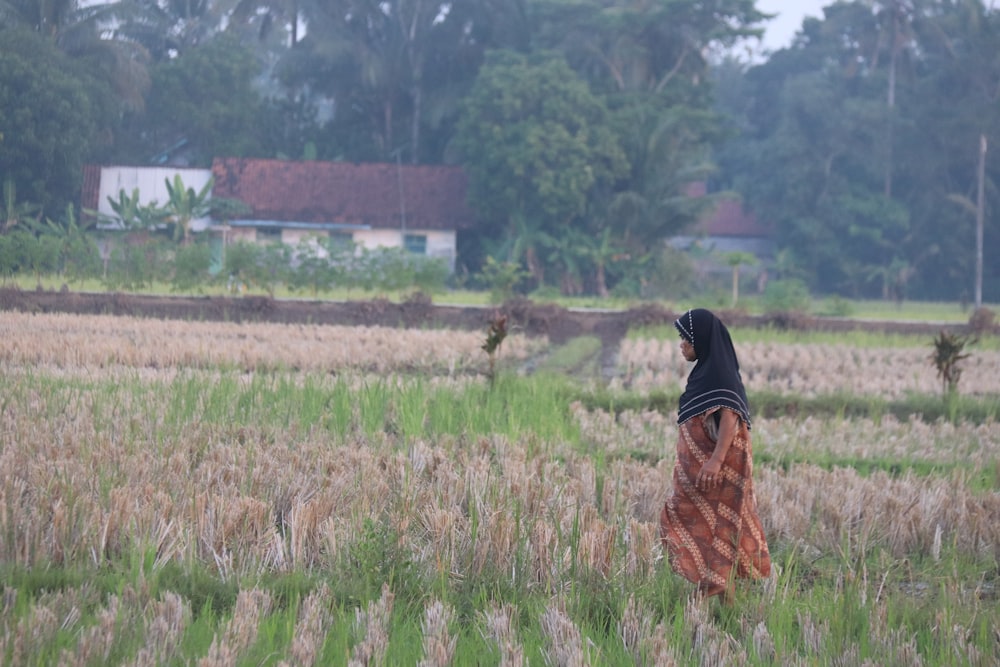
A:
680;337;697;362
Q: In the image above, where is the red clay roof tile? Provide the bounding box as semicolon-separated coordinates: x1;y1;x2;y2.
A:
698;198;771;237
211;157;476;231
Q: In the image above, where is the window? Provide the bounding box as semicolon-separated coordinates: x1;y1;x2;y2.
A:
256;227;282;244
403;233;427;254
327;231;354;250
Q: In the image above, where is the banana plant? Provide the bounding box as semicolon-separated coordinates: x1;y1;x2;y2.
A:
163;175;213;245
2;179;41;234
105;188;167;230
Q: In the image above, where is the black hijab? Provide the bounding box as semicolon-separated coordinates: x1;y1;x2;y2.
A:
674;308;751;428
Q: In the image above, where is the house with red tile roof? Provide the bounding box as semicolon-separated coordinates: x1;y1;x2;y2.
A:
82;158;477;270
211;157;475;269
669;184;775;291
82;162;773;285
671;184;774;260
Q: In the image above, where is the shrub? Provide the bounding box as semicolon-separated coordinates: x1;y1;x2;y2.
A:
103;237;168;291
930;330;975;395
969;307;996;335
171;243;213;293
762;279;811;314
821;295;855;318
411;256;449;293
480;256;528;305
615;246;695;300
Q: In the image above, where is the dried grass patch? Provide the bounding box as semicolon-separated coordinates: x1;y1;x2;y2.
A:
0;312;545;374
618;337;1000;397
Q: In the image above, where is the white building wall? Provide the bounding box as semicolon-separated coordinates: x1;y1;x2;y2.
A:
97;166;213;231
356;229;456;268
354;229;455;254
223;228;454;254
425;231;456;260
227;228;256;243
282;229;328;246
355;229;404;249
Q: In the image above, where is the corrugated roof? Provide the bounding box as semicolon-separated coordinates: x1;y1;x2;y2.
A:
211;157;476;231
80;164;102;213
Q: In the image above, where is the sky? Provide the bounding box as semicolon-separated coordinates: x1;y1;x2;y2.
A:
756;0;831;52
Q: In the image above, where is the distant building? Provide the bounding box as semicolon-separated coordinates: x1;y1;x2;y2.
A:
667;184;775;292
210;157;475;270
80;164;213;231
81;158;477;271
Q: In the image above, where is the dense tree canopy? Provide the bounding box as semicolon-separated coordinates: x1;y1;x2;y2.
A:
715;0;1000;301
457;52;627;231
1;0;997;300
116;33;270;165
0;28;110;215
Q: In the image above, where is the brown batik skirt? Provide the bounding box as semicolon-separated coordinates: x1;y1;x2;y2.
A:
660;409;771;595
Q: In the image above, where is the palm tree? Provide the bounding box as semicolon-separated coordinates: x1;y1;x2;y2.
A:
873;0;917;198
114;0;223;61
724;251;757;307
228;0;331;48
537;0;767;94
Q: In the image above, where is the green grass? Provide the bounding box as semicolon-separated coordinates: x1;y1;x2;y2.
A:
2;542;994;665
2;369;585;447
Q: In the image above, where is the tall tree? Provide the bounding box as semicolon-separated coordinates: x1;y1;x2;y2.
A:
904;0;1000;299
531;0;767;96
0;28;109;213
112;0;225;61
455;51;628;287
526;0;767;261
117;33;268;164
715;0;1000;300
1;0;152;112
276;0;517;163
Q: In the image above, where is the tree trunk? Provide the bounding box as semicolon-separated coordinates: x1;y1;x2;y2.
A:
731;265;740;307
884;5;898;198
596;263;608;298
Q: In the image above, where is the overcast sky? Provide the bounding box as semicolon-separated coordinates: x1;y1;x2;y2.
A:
756;0;830;52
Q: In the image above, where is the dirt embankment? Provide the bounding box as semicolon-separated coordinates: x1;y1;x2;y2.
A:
0;288;979;356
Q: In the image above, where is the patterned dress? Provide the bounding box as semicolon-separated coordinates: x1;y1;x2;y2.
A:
660;407;770;595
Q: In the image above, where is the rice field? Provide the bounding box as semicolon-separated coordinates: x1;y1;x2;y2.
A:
1;311;998;665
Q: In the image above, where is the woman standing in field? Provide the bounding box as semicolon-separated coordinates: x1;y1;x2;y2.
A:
660;308;770;602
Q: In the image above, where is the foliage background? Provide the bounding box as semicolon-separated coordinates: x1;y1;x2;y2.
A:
1;0;998;302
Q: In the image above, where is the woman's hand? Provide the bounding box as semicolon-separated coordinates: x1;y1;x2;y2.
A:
696;457;723;491
696;409;739;491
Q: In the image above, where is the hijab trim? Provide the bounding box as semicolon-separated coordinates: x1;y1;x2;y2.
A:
676;389;750;427
676;310;695;345
674;309;752;429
